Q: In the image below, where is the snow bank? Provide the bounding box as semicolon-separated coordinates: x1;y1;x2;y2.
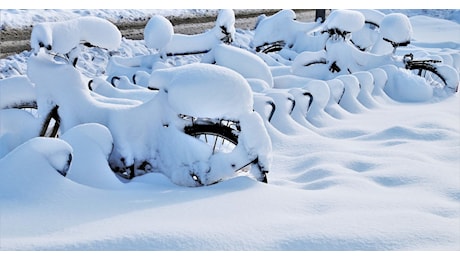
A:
0;137;72;184
409;15;460;46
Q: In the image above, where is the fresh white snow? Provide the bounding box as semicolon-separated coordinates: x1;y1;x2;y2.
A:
143;15;174;50
0;6;459;257
30;16;121;55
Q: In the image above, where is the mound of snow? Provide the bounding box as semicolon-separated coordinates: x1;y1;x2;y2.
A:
351;9;385;50
0;137;73;198
291;50;329;79
324;9;365;33
0;109;41;158
31;16;121;55
163;9;235;55
253;9;297;47
0;76;36;109
61;123;125;189
355;9;385;26
144;15;174;50
149;63;254;119
381;65;433;102
89;77;156;102
215;9;236;42
380;13;413;45
212;43;274;88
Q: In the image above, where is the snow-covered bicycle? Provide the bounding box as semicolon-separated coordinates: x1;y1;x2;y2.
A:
104;9;236;85
254;9;459;98
1;15;272;187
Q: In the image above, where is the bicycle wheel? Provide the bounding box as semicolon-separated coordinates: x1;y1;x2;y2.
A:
407;60;459;93
408;62;448;89
3;102;60;138
184;120;268;185
255;40;286;53
38;105;61;138
1;77;60;141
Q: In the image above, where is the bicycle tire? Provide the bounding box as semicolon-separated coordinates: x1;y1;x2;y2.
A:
38;105;61;138
184;121;239;146
1;101;37;110
255;40;286;54
184;121;268;184
3;102;60;138
407;62;447;89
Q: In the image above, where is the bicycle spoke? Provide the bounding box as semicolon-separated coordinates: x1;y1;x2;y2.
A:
212;135;218;154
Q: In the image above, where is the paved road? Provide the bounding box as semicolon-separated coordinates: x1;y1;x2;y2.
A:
0;9;321;59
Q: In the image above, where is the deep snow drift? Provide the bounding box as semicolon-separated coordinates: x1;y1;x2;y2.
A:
0;8;459;252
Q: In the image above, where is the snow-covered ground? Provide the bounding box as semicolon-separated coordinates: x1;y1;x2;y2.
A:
0;9;220;30
0;4;460;257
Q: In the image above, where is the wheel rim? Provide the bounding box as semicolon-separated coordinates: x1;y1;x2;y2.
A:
191;132;237;154
184;120;257;182
416;68;447;88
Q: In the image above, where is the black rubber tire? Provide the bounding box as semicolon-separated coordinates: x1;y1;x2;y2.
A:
184;122;239;146
39;105;60;138
3;103;60;138
408;63;447;89
255;41;286;53
184;121;267;184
